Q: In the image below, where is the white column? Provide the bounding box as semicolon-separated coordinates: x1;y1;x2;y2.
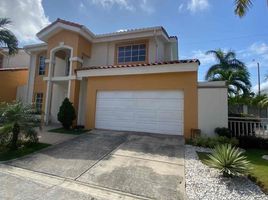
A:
26;54;36;104
44;58;55;124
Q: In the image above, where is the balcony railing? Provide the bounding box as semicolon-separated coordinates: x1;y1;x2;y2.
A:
228;117;268;138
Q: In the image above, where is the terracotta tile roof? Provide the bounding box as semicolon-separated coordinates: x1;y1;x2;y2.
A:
37;18;83;35
76;59;200;71
0;67;28;71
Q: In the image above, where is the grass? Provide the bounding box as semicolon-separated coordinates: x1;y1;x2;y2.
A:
0;143;50;161
197;149;268;194
48;127;90;135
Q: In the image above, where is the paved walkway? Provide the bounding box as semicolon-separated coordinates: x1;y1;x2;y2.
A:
37;125;79;145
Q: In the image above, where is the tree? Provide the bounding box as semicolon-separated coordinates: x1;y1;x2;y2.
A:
57;98;76;129
0;18;18;55
234;0;268;17
205;49;251;97
234;0;253;17
0;101;41;150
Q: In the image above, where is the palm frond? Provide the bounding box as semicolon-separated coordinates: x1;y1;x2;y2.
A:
0;29;18;55
0;18;11;28
234;0;253;17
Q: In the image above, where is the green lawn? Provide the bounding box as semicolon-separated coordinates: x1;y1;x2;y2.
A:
0;143;50;161
197;149;268;194
48;127;90;135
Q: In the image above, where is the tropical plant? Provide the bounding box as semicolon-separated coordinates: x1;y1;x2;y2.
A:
0;18;18;55
57;98;76;129
205;49;251;97
235;0;253;17
204;144;250;177
0;101;41;150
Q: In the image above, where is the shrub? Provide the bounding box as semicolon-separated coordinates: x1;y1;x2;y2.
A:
204;144;250;177
187;136;239;148
57;98;76;130
237;136;268;149
215;127;232;138
0;101;40;150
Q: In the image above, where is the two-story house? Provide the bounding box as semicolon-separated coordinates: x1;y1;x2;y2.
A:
25;18;228;138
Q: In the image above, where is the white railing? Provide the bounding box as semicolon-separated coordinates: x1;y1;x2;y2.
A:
228;117;268;138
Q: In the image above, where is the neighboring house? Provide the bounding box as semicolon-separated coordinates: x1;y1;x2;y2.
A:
24;18;227;138
0;48;29;103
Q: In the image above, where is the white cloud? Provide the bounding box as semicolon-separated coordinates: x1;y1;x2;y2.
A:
249;42;268;55
191;50;215;65
0;0;50;44
187;0;210;13
90;0;134;10
178;4;184;12
253;81;268;93
88;0;154;14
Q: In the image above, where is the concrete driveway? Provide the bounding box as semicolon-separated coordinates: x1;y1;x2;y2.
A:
2;130;185;200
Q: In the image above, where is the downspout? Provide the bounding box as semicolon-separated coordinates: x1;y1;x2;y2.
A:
154;29;158;63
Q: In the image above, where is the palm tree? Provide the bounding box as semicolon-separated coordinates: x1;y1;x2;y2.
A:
0;101;41;150
0;18;18;55
205;49;251;97
234;0;253;17
234;0;268;17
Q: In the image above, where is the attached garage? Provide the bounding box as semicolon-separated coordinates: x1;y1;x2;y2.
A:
95;90;184;135
76;61;199;138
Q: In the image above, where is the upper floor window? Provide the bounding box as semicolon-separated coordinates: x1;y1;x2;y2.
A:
117;43;146;64
38;56;46;75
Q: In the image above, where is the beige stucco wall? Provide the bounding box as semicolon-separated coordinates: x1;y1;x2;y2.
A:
86;36;176;67
0;69;28;103
198;85;228;136
84;71;198;138
2;49;30;68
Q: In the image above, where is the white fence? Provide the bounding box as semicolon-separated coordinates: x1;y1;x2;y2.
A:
228;117;268;138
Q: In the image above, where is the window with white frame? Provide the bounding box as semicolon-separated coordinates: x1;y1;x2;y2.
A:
117;43;146;64
35;93;43;113
38;56;46;75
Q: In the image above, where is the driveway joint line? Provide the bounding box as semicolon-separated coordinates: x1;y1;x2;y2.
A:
74;138;129;181
1;164;153;200
112;153;184;166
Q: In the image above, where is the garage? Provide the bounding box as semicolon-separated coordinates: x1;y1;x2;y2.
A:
95;90;184;135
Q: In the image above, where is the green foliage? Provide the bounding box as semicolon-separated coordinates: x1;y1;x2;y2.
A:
0;18;18;55
205;49;251;97
0;101;41;150
234;0;253;17
204;144;250;177
187;136;239;148
215;127;232;138
57;98;76;130
238;136;268;149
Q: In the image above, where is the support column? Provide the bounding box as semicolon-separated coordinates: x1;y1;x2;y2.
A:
68;60;82;125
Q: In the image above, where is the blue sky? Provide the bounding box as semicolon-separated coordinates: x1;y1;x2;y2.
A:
1;0;268;90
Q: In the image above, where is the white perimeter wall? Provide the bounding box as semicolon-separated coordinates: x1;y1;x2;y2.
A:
198;84;228;136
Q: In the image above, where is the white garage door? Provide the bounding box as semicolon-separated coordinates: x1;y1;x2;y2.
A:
95;90;184;135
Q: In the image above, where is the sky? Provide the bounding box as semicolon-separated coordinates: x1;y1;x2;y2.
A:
0;0;267;91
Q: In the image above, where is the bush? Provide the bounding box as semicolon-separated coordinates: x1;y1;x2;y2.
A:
57;98;76;130
204;144;250;177
186;136;239;148
215;127;232;138
237;136;268;149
